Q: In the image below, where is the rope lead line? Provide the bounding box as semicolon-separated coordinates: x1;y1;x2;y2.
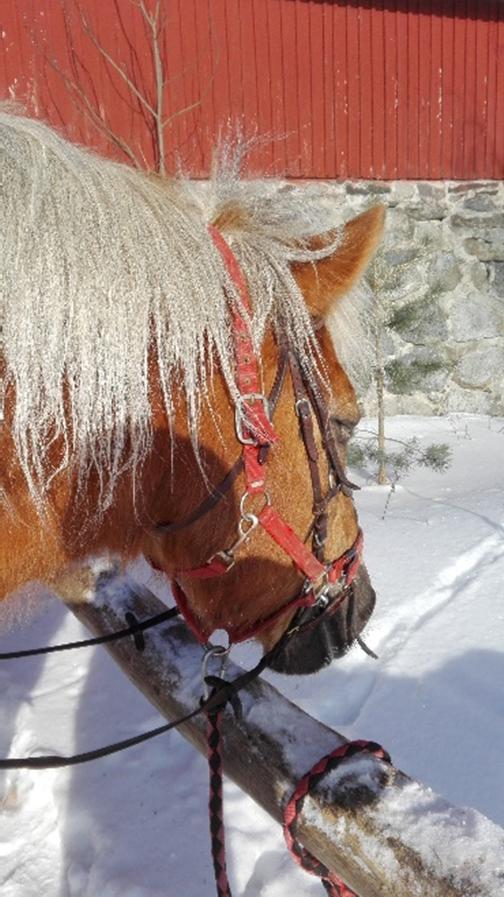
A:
0;707;202;769
0;607;180;660
283;740;392;897
0;629;286;771
0;614;392;897
207;709;233;897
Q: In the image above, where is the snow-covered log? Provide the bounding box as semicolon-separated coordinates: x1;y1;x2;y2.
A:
64;569;504;897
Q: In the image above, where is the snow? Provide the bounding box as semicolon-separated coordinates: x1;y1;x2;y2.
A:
1;414;504;896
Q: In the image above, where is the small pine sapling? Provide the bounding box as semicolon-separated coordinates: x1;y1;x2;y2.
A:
365;238;450;484
348;433;451;519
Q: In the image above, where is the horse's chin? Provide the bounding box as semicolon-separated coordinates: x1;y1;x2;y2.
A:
265;564;376;675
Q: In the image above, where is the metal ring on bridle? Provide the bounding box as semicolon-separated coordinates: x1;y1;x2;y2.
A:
238;513;259;537
239;490;271;520
202;644;231;699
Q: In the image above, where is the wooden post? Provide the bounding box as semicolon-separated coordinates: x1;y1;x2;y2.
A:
64;568;504;897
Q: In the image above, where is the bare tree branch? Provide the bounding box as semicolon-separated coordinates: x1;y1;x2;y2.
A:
34;0;209;174
77;7;157;118
47;55;143;168
163;98;201;129
139;0;166;174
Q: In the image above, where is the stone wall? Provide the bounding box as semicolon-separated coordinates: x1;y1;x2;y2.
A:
335;180;504;416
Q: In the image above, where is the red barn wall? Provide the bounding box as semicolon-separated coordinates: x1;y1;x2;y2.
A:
0;1;502;179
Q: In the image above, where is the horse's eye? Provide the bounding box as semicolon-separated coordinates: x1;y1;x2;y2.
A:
330;418;356;443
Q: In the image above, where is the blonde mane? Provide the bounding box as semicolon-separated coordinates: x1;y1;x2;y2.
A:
0;108;365;511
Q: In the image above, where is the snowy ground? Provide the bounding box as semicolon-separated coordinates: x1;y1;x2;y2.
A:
0;415;503;897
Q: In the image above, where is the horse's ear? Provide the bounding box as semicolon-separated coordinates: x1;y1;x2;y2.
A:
292;205;385;318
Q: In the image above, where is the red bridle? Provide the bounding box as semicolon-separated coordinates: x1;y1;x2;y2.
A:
159;225;363;646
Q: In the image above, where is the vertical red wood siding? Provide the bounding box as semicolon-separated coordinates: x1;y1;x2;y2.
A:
0;1;502;179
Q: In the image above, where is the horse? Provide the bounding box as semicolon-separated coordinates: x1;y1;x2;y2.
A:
0;106;384;675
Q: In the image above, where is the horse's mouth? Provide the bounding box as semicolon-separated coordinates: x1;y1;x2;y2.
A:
266;564;376;675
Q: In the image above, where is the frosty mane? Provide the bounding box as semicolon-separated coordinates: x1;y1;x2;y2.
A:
0;108;363;510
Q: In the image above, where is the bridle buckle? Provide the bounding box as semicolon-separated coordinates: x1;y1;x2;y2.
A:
312;568;345;608
235;393;271;445
209;549;236;571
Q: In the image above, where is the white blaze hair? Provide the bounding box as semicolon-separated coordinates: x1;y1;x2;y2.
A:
0;108;365;512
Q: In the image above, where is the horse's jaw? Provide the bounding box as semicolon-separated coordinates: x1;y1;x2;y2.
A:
265;564;376;675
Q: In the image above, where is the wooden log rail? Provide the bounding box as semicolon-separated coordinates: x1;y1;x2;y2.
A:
62;568;504;897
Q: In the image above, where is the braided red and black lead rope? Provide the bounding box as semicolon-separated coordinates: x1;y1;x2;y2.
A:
283;740;391;897
207;709;233;897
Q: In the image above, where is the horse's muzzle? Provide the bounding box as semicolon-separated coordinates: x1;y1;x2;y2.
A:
266;563;376;675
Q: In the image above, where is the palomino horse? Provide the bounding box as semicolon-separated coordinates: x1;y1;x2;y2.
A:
0;107;384;675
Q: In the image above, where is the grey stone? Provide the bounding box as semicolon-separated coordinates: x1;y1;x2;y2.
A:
392;298;449;345
470;261;490;290
463;194;499;212
401;346;451;391
450;292;504;341
452;213;504;229
447;384;493;414
387;208;416;239
347;175;504;418
492;262;504;297
491;395;504;415
479;228;504;245
383;248;419;266
383;392;438;416
387;182;417;204
418;183;445;200
428;253;462;292
345;181;391;195
464;238;504;262
380;329;397;357
455;345;504;389
448;181;499;195
408;204;448;221
414;220;446;247
385;349;450;396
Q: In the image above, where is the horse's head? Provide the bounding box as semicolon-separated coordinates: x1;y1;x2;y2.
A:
145;205;384;675
0;112;382;671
